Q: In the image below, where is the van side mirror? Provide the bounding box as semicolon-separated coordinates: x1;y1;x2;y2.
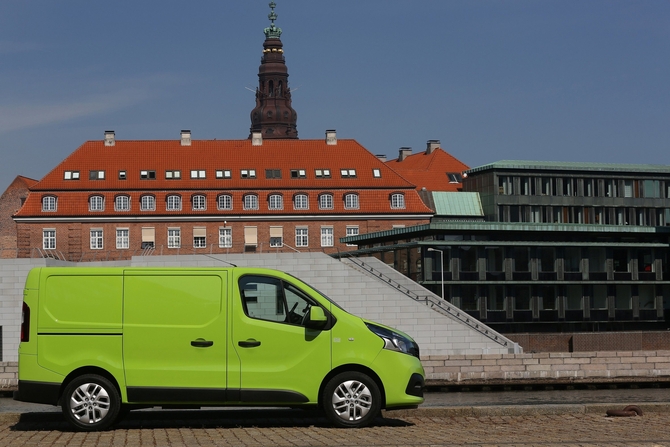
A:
305;306;328;329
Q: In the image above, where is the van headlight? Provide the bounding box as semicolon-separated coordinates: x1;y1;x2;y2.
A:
365;323;420;358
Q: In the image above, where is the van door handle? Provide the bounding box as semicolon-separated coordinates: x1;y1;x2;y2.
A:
191;339;214;348
238;340;261;348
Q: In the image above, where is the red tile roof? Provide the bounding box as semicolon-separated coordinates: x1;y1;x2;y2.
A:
17;139;433;218
386;148;470;192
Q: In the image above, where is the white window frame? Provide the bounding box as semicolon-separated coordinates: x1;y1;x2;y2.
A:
319;194;333;210
140;195;156;211
346;226;359;246
390;193;405;209
372;169;381;178
89;195;104;212
268;194;283;210
190;170;206;179
293;194;309;210
243;194;259;210
116;229;129;249
168;228;181;248
114;195;130;211
42;229;56;250
219;228;232;248
90;229;103;250
166;195;182;211
42;196;57;212
295;228;308;247
217;194;233;210
192;195;207;211
216;170;232;179
344;193;359;210
321;227;334;247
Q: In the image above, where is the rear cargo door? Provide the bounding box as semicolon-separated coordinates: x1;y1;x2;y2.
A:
123;271;227;402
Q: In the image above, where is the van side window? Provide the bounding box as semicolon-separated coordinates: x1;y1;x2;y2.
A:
239;275;314;326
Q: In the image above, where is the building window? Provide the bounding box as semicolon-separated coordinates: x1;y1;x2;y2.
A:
447;173;462;183
42;196;57;212
90;229;103;250
321;227;334;247
168;228;181;248
244;226;258;247
216;170;232;179
372;169;381;178
140;170;156;180
241;169;256;179
243;194;259;210
294;194;309;210
390;193;405;209
165;170;181;179
346;226;359;246
118;171;126;180
192;194;206;211
43;229;56;250
166;195;182;211
315;169;331;178
295;228;308;247
116;229;129;249
266;169;282;179
190;170;206;179
89;170;105;180
340;169;357;178
89;195;105;212
140;195;156;211
270;226;283;247
219;228;232;248
64;171;80;180
141;227;155;249
344;193;359;209
268;194;283;210
193;227;207;248
217;194;233;210
114;195;130;211
291;169;306;179
319;193;333;210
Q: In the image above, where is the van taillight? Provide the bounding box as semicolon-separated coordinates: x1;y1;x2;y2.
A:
21;302;30;342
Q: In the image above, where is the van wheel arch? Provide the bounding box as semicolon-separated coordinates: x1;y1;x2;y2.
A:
319;365;386;410
59;367;122;406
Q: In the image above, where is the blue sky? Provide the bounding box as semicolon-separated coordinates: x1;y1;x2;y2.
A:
1;1;669;192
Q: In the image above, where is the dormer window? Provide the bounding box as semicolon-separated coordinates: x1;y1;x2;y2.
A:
319;193;333;210
114;195;130;211
268;194;283;210
293;193;309;210
344;193;359;210
63;171;80;180
372;169;381;178
89;170;105;180
390;193;405;209
166;195;182;211
340;169;357;178
266;169;282;179
291;169;306;179
243;194;259;210
140;195;156;211
140;170;156;180
447;173;463;183
216;170;232;179
315;169;331;178
241;169;256;179
89;195;105;212
190;170;206;179
192;195;206;211
165;170;181;179
42;196;57;212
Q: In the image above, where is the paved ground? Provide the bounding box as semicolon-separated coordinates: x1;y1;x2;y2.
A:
2;408;670;447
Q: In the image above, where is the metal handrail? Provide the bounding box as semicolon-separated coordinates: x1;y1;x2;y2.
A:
342;256;512;348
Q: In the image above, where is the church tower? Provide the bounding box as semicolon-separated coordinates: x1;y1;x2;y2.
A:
249;2;298;139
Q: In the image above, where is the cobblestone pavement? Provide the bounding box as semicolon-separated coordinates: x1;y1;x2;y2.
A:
1;408;670;447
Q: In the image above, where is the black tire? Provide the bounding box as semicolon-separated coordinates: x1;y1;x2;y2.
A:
61;374;120;431
322;372;381;428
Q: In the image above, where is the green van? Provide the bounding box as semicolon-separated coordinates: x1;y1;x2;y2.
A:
15;267;424;431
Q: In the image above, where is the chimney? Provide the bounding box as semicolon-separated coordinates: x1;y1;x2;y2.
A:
426;139;440;154
104;130;115;147
325;129;337;145
376;154;387;162
180;130;191;146
398;147;412;161
251;132;263;146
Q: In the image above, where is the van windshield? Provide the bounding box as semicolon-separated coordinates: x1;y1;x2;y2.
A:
287;274;348;313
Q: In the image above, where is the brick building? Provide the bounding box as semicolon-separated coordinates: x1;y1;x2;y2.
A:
0;176;37;259
8;5;433;261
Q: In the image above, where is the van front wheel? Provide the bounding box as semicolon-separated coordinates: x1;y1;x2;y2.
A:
62;374;120;431
322;372;381;428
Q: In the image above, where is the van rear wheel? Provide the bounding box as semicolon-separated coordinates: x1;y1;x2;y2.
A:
62;374;120;431
322;372;381;428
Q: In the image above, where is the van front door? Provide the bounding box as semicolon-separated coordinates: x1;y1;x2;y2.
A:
231;275;331;404
123;272;227;403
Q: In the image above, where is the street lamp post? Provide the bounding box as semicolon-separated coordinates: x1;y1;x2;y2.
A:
427;248;444;301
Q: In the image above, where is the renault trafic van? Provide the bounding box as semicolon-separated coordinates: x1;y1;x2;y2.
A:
15;267;424;431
